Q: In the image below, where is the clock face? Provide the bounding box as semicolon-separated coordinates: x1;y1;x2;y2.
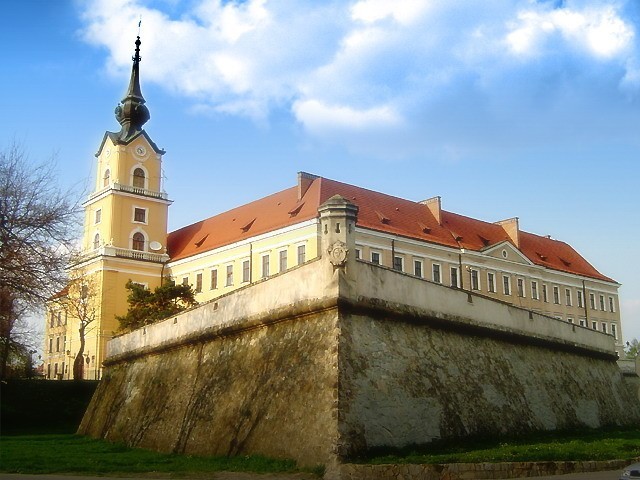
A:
134;145;147;157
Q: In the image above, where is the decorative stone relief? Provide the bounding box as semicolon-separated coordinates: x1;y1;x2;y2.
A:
328;240;348;267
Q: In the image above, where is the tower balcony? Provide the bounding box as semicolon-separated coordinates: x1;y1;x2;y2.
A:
79;245;170;264
84;183;171;206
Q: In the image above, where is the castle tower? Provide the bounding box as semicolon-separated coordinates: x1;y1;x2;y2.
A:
44;37;171;380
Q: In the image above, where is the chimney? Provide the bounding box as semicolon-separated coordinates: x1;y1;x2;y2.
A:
297;172;319;201
420;196;442;225
495;217;520;248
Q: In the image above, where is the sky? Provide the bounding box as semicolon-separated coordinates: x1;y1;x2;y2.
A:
1;0;639;344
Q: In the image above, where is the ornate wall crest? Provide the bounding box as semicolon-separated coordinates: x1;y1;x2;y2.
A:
328;240;348;267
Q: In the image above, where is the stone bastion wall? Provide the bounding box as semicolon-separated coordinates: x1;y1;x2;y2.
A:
78;198;640;472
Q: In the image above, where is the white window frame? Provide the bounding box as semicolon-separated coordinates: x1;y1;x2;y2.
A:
297;244;306;265
132;206;148;225
450;266;460;288
577;290;583;308
487;272;496;293
393;255;404;272
413;259;423;278
608;296;616;313
531;280;539;300
565;288;572;307
553;285;560;304
502;275;511;296
210;268;218;290
278;249;288;273
130;164;149;190
95;208;102;224
517;278;525;298
242;259;251;283
261;254;270;278
470;269;480;291
225;264;234;287
432;263;442;284
599;294;605;311
371;250;382;265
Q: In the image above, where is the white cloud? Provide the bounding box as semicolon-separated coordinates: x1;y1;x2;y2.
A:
79;0;640;158
506;5;634;59
293;99;402;133
350;0;432;26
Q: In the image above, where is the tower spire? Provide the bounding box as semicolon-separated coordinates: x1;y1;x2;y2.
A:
114;36;150;142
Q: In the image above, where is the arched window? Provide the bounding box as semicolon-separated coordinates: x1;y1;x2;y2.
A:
93;233;100;249
133;168;145;188
132;232;145;251
103;169;110;187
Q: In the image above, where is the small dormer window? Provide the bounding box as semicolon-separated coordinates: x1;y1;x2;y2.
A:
103;169;110;187
132;232;145;251
133;168;145;188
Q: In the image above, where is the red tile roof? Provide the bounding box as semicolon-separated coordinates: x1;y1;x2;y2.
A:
167;174;615;283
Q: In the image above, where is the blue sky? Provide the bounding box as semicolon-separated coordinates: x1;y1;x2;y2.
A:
2;0;639;343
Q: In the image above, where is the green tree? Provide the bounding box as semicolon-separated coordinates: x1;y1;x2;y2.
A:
625;338;639;360
117;278;197;331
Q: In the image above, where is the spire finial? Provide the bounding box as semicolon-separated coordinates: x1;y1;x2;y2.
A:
114;36;150;142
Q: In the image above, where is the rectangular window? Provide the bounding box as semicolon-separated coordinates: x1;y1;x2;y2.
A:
599;294;605;311
601;322;607;333
487;272;495;293
355;248;361;260
262;255;270;278
195;273;202;293
471;269;479;290
592;321;597;330
565;288;572;306
579;318;585;327
50;312;55;328
242;260;250;283
414;260;423;278
226;265;233;286
542;284;548;303
609;296;615;313
279;250;287;272
531;281;539;300
450;267;459;288
590;293;596;310
553;286;560;304
611;323;617;339
95;209;101;224
134;207;146;223
577;290;583;308
517;278;525;297
503;275;511;296
210;269;218;290
567;318;573;324
49;338;53;353
371;251;381;265
297;245;306;265
56;337;60;352
393;256;403;272
432;264;441;284
182;276;189;286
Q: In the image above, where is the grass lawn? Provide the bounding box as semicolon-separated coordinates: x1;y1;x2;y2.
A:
354;427;640;465
0;434;319;476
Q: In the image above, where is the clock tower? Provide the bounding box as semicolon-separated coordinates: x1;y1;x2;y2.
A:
66;36;171;379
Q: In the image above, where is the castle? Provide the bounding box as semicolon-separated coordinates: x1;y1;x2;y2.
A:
44;37;625;381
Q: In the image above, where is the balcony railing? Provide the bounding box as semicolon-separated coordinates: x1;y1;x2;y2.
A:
78;246;169;264
85;183;170;203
